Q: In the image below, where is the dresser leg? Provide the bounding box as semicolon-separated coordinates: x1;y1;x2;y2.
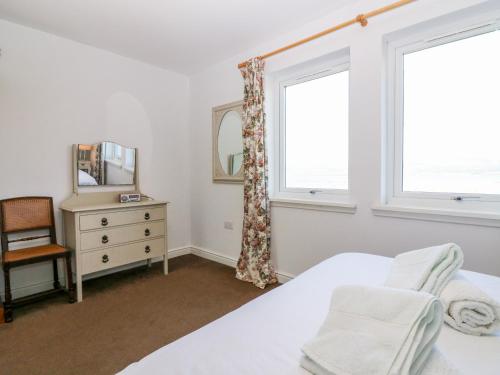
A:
76;274;83;302
163;255;168;275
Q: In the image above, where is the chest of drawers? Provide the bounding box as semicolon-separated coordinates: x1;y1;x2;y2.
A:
61;197;168;302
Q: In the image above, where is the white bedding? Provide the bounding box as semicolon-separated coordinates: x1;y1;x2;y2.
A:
120;253;500;375
78;169;98;185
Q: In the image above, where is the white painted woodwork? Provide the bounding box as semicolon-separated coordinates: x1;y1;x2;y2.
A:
79;207;165;230
61;194;168;302
81;238;165;274
80;221;165;251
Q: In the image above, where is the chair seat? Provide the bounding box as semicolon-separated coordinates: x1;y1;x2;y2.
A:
3;244;69;265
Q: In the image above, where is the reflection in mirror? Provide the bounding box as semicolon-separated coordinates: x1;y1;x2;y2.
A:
77;142;136;186
217;110;243;176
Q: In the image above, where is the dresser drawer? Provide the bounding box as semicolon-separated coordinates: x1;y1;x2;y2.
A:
79;207;165;231
80;221;165;251
81;238;165;274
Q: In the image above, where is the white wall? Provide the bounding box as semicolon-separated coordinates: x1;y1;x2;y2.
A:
0;20;191;297
189;0;500;278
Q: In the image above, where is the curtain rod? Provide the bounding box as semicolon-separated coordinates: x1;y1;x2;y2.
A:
237;0;416;69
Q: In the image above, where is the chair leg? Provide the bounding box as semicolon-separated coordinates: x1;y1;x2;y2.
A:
65;254;76;304
3;266;13;323
52;259;61;289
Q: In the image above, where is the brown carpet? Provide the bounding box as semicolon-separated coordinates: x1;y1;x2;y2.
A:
0;255;277;375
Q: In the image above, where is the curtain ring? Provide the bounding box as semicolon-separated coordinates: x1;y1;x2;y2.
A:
356;14;368;27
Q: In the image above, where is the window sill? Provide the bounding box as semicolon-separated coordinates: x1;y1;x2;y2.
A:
270;197;357;214
372;204;500;228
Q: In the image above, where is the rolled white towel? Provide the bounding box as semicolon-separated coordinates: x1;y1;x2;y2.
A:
385;243;464;295
301;285;444;375
441;275;500;336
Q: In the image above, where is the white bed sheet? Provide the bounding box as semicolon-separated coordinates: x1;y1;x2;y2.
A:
120;253;500;375
78;169;98;186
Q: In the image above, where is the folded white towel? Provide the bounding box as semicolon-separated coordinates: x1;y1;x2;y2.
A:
421;349;462;375
441;275;500;336
385;243;464;295
301;349;461;375
301;285;444;375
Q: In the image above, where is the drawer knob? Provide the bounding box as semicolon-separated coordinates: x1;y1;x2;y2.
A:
101;218;108;226
102;254;109;263
145;245;151;253
144;212;150;220
102;235;109;244
144;229;151;237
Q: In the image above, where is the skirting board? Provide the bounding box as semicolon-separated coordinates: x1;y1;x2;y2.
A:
1;245;293;299
190;246;294;284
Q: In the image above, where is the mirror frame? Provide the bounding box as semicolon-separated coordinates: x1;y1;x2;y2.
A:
72;142;138;194
212;100;244;184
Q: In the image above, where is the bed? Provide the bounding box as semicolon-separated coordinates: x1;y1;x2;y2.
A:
120;253;500;375
78;169;98;186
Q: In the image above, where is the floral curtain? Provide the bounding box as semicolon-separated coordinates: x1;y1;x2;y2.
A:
236;58;277;289
91;144;104;184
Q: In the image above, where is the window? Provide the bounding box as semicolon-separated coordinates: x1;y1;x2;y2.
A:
104;142;122;163
114;144;122;160
277;59;350;199
390;22;500;203
124;148;135;169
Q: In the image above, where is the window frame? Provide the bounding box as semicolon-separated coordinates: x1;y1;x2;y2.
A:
387;19;500;206
275;56;351;201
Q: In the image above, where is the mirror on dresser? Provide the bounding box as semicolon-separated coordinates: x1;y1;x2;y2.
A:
76;141;136;187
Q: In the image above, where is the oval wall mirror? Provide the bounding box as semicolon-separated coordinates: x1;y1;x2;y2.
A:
212;101;244;183
218;110;243;176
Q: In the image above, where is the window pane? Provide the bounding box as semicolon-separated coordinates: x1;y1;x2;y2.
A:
285;71;349;190
403;29;500;194
104;143;113;160
114;145;122;160
125;149;135;168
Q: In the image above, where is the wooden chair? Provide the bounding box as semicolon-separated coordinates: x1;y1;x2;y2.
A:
0;197;75;322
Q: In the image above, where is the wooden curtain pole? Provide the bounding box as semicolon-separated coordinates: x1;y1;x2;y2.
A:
237;0;416;69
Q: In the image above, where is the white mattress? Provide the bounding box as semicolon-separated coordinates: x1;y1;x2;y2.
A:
120;253;500;375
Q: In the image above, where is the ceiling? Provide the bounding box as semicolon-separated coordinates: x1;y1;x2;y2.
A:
0;0;355;74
